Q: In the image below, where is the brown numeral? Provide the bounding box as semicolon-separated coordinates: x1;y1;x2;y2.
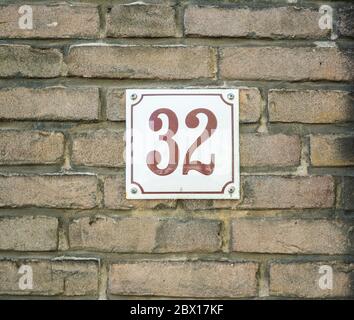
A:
183;108;217;175
147;108;217;176
146;108;179;176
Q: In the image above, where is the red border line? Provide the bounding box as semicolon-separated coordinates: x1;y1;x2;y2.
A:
130;93;235;195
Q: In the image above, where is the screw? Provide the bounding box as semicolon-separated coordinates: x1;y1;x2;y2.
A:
228;186;235;194
227;93;234;100
131;93;137;100
131;187;138;194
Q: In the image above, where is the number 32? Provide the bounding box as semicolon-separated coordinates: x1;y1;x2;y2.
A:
146;108;217;176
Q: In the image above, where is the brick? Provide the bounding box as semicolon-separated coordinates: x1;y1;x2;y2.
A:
106;87;261;122
72;130;124;167
66;45;215;79
0;175;97;209
106;89;125;121
220;47;354;81
0;45;62;78
0;131;64;165
185;6;328;39
69;216;221;253
0;4;99;38
240;176;334;209
0;216;58;251
269;90;354;123
69;216;159;252
270;262;353;298
231;219;352;254
239;88;262;123
0;87;99;121
104;173;176;210
342;177;354;210
181;199;214;211
155;219;221;252
310;135;354;166
107;4;177;37
338;6;354;37
0;259;98;296
186;176;334;210
240;134;301;167
109;261;258;297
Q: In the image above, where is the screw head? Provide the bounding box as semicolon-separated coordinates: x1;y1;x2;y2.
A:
227;93;234;100
228;186;235;194
131;187;138;194
131;93;137;100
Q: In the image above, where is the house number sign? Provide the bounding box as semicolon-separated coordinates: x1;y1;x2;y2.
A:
126;89;240;199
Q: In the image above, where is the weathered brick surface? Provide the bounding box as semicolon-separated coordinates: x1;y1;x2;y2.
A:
342;177;354;210
0;131;64;165
239;88;263;123
338;6;354;38
185;6;328;38
310;135;354;166
220;47;354;81
155;219;221;252
72;130;124;167
0;259;98;296
69;216;221;253
0;4;99;38
109;261;258;297
183;176;335;210
241;176;334;209
240;134;301;167
0;216;58;251
107;4;177;37
104;173;176;210
69;216;159;252
270;262;353;298
0;45;62;78
106;89;125;121
0;87;99;121
0;175;97;209
181;199;214;211
268;90;354;123
66;45;215;79
228;176;334;209
232;219;351;254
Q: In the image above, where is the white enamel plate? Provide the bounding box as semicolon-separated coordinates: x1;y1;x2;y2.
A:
126;89;240;199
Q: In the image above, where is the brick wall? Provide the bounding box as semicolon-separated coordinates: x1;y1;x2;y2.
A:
0;0;353;299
